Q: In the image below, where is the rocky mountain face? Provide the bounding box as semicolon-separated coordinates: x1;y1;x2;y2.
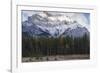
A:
22;13;89;38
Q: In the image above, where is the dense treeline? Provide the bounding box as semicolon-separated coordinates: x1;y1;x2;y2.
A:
22;33;90;57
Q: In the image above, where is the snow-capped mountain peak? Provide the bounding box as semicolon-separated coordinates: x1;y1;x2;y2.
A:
22;13;89;38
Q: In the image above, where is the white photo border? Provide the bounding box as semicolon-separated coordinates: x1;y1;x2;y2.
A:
12;4;97;73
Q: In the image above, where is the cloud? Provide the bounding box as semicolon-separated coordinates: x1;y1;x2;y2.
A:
71;13;90;31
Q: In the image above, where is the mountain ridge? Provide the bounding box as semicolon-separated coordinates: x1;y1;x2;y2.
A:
22;13;89;38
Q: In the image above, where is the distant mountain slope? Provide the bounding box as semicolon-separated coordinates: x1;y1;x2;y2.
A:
22;13;89;38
